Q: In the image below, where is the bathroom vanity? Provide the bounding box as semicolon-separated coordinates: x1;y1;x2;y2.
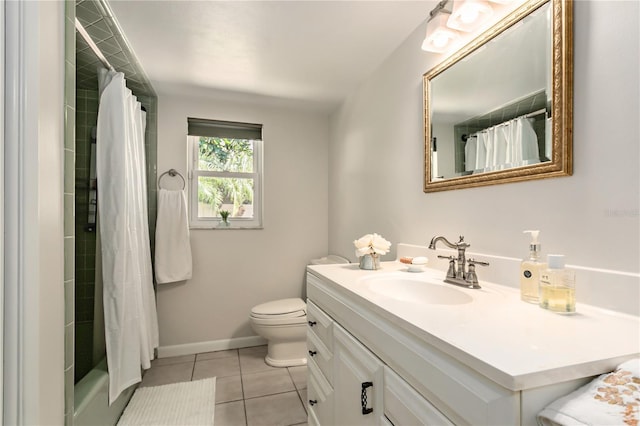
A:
305;261;640;425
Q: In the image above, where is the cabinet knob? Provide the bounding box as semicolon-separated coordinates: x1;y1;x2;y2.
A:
308;320;317;327
308;350;317;357
309;399;318;406
361;381;374;415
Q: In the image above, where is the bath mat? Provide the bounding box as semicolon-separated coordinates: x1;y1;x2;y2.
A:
118;377;216;425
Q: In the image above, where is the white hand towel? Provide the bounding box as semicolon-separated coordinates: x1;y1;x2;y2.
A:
155;189;192;284
537;358;640;426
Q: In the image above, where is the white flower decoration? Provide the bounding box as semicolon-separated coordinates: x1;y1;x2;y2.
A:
353;233;391;258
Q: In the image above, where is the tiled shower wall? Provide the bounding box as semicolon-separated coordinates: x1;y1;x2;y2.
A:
74;88;99;383
140;95;158;246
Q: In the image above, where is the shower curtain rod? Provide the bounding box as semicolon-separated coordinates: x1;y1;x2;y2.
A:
524;108;548;118
461;107;548;142
75;18;115;72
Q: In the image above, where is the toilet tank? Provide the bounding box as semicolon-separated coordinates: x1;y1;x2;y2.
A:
309;255;350;265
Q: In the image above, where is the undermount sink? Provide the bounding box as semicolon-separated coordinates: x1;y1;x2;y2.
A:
360;274;474;305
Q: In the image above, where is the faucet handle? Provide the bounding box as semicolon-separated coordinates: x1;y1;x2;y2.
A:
437;255;455;260
465;258;488;289
438;255;456;279
467;258;489;267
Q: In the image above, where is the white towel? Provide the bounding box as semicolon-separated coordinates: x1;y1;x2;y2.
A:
537;358;640;426
155;189;192;284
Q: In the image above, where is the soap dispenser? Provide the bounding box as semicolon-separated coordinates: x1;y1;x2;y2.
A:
520;230;546;303
539;254;576;313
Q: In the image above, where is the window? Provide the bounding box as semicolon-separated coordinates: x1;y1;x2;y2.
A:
188;118;263;228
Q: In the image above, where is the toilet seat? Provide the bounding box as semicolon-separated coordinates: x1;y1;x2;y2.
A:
250;298;306;319
250;315;307;327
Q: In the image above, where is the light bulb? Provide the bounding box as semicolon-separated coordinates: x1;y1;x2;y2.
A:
432;33;450;48
460;8;479;23
447;0;493;32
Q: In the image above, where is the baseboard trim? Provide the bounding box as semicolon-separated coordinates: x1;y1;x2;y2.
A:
157;336;268;358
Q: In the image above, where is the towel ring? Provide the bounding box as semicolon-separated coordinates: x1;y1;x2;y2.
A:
158;169;186;190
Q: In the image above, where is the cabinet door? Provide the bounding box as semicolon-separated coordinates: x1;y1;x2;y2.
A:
333;324;384;426
383;366;454;426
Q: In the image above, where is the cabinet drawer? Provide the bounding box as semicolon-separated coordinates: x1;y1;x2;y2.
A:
384;366;453;426
308;355;334;426
307;329;333;384
307;300;334;351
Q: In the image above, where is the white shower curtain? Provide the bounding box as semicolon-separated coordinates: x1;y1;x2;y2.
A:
96;70;159;405
465;116;539;172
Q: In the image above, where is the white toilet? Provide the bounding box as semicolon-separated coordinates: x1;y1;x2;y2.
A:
249;298;308;367
249;255;349;367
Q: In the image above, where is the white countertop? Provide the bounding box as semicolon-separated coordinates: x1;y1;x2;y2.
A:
307;261;640;391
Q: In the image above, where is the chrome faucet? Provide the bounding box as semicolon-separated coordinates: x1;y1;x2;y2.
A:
428;235;489;288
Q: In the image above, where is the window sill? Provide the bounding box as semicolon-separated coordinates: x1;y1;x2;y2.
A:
189;223;263;230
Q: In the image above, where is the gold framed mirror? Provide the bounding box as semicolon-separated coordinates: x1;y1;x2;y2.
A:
423;0;572;192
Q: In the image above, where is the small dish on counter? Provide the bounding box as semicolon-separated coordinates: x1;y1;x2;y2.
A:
406;256;428;272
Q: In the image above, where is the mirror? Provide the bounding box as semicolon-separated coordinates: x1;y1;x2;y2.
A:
423;0;572;192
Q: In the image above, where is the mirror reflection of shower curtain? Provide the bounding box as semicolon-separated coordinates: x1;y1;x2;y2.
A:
96;68;159;405
465;117;539;172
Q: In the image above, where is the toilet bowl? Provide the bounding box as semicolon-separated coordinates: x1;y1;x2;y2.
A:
249;298;308;367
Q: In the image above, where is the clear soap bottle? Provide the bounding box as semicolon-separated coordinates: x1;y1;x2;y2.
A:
520;230;546;303
539;254;576;313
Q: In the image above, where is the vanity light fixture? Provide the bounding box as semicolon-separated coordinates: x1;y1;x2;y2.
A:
447;0;494;32
421;0;460;53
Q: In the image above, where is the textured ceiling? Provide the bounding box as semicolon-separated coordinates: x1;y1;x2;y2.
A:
106;1;434;110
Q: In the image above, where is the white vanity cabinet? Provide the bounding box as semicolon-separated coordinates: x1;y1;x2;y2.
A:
307;271;520;425
306;261;639;425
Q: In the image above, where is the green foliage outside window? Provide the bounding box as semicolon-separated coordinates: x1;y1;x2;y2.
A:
198;137;254;217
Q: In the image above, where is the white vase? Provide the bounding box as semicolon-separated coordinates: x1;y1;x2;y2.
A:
359;253;380;270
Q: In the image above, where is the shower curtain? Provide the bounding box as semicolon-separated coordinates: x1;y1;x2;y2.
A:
465;116;539;172
96;69;159;405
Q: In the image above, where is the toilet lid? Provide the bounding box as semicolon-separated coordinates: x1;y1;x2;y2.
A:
251;298;306;319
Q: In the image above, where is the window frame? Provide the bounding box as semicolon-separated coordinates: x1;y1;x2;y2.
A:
188;134;263;230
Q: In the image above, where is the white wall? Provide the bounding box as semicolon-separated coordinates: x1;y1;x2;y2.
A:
3;1;65;423
156;89;329;349
329;1;639;281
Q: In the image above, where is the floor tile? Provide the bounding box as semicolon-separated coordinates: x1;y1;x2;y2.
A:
197;349;238;361
215;400;246;426
239;345;279;374
151;354;195;367
216;375;244;404
245;391;307;426
140;362;193;387
297;389;308;414
288;366;307;390
193;356;241;380
242;369;295;399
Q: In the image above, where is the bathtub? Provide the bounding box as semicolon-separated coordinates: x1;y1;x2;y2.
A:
73;358;137;426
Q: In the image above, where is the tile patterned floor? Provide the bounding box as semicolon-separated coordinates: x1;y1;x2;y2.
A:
141;345;308;426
